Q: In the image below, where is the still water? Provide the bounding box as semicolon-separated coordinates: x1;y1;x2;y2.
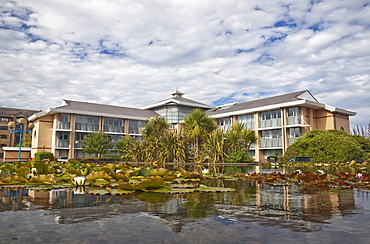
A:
0;167;370;244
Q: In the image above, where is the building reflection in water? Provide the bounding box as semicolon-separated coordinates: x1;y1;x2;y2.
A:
0;179;362;233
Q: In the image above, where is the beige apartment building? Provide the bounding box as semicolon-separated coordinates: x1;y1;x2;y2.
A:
27;90;355;162
207;90;356;160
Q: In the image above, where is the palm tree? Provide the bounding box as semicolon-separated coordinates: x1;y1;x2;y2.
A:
183;109;217;163
225;122;257;163
142;117;169;140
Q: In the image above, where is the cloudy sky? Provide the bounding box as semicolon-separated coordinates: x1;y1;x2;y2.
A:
1;0;369;126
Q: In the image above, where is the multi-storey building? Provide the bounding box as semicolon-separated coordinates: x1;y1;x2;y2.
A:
207;90;356;161
0;107;41;161
27;90;355;162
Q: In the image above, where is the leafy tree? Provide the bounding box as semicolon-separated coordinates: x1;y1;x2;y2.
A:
115;136;135;160
82;131;112;157
281;130;367;161
183;109;217;163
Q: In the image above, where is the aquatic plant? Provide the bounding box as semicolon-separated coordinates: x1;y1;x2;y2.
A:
71;176;86;186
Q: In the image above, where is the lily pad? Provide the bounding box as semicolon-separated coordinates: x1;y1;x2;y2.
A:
150;188;195;194
109;189;135;195
195;185;236;192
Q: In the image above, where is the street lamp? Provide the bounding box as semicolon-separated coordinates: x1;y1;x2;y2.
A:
8;118;34;162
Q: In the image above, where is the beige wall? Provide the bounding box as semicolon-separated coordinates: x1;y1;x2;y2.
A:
31;114;53;159
3;150;31;162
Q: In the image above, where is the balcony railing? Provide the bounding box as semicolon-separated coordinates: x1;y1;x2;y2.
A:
260;138;282;148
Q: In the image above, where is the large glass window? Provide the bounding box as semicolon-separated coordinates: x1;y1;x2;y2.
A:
57;131;69;148
74;132;88;148
288;127;302;145
287;107;301;125
260;110;281;128
75;115;99;131
217;117;232;131
154;105;199;124
237;113;254;130
58;113;70;129
104;118;124;133
260;129;282;148
129;120;146;134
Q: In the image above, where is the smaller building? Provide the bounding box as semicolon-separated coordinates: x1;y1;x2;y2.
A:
0;107;41;161
2;147;31;162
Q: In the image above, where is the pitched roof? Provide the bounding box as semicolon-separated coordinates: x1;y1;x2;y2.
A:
206;90;355;117
0;107;41;118
143;90;213;110
30;100;158;121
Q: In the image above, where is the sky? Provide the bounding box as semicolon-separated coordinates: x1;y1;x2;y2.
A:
0;0;369;127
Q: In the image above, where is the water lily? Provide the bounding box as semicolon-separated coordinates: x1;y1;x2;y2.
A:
72;176;86;186
202;169;209;174
317;170;325;174
25;173;34;180
31;168;37;174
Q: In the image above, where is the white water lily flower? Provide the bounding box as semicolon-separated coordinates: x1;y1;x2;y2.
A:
72;176;86;186
202;169;209;174
25;173;34;180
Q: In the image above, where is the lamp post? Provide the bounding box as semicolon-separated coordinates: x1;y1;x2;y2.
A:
8;118;34;162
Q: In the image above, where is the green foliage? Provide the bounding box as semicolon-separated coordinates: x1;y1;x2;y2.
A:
115;136;134;161
281;130;367;161
34;152;54;161
225;150;254;163
82;131;112;157
184;109;217;163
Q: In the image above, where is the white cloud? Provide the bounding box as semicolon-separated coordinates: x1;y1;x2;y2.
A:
0;0;369;126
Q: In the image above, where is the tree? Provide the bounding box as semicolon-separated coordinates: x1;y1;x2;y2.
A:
352;123;370;138
183;109;217;163
82;131;112;157
115;136;135;160
224;122;256;163
281;130;367;161
142;117;169;140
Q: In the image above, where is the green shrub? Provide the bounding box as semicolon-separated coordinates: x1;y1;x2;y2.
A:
281;130;366;161
34;152;54;161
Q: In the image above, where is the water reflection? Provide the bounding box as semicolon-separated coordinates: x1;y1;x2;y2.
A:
0;180;366;233
1;165;370;243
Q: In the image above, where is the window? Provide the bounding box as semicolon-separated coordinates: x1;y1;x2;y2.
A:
1;118;9;122
237;114;254;130
260;110;281;128
129;120;146;134
107;134;123;143
0;126;8;130
75;115;99;131
287;107;301;125
0;135;7;139
57;131;69;148
58;114;71;129
104;118;124;133
74;132;88;148
260;129;282;148
217;117;232;131
288;127;302;146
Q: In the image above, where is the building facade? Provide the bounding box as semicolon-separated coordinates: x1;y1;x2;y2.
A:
0;107;41;161
206;90;356;161
26;90;355;162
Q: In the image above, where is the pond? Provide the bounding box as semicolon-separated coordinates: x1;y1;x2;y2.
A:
0;166;370;244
